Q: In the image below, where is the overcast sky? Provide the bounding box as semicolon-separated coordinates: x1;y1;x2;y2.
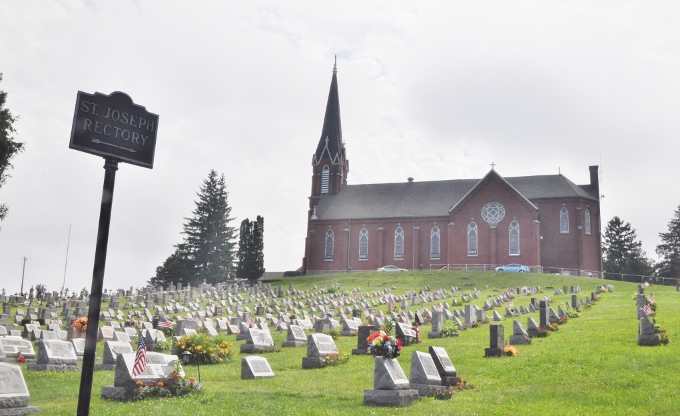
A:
1;1;678;295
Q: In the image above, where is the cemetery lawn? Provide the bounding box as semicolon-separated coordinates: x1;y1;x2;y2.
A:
17;271;680;415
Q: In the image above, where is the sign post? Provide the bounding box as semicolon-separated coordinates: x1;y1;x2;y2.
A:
70;91;158;416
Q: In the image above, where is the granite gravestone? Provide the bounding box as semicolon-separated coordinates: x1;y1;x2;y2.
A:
363;356;419;407
428;346;458;386
95;341;135;371
302;333;337;369
484;324;504;357
281;325;307;348
241;356;274;380
28;339;79;371
352;325;378;355
409;351;442;396
0;363;41;413
509;320;531;345
239;328;275;354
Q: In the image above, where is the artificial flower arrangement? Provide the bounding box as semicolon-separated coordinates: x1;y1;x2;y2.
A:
71;317;88;331
16;353;26;363
504;345;519;356
366;330;403;358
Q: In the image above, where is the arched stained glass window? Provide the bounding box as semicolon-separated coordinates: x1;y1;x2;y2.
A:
560;207;569;234
394;227;404;260
324;229;334;260
430;226;440;260
468;222;478;256
509;220;520;256
359;228;368;260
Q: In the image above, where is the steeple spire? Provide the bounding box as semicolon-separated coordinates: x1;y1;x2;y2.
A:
312;59;344;167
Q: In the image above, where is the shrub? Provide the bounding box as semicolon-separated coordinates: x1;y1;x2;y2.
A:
323;327;341;340
154;339;172;353
174;334;234;365
440;321;460;338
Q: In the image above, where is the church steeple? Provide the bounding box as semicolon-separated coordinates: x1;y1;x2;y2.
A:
311;58;348;197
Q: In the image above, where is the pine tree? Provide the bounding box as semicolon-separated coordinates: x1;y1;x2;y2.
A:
0;74;25;228
237;216;265;282
656;205;680;278
602;216;654;276
150;170;236;287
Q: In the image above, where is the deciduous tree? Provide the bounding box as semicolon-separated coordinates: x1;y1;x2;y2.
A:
0;74;25;228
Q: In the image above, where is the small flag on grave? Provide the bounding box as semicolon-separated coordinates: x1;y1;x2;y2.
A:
158;317;174;329
132;337;147;377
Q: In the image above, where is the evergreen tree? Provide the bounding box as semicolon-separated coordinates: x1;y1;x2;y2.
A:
0;74;25;228
656;205;680;278
150;170;237;287
602;216;654;276
237;216;265;282
149;248;194;287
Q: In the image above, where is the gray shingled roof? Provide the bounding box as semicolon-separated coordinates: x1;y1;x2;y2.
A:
313;174;598;220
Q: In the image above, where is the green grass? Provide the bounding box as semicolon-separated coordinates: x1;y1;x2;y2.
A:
13;271;680;415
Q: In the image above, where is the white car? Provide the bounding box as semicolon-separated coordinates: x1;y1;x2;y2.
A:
377;265;408;272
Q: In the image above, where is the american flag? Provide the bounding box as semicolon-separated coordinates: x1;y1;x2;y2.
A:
644;282;650;287
276;317;282;329
648;294;654;303
52;318;62;327
157;317;174;329
132;337;147;377
363;310;370;318
246;315;254;328
508;301;514;308
643;304;653;316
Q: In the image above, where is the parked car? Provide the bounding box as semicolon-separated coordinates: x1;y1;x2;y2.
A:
377;265;408;272
495;264;530;273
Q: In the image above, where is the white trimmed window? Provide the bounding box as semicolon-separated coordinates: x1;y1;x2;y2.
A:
467;222;478;256
324;229;334;260
321;165;330;194
430;226;440;260
560;207;569;234
585;208;592;235
509;220;520;256
394;227;404;260
359;228;368;260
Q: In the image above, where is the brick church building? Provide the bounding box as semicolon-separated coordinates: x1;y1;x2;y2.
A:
302;64;603;276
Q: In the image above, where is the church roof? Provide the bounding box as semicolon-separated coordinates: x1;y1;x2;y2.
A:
312;62;344;166
312;173;598;220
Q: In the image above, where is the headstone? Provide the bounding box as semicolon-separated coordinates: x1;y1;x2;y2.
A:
302;333;337;369
281;325;307;348
484;324;504;357
526;317;540;338
427;311;444;339
363;356;419;407
637;315;660;346
96;341;134;370
0;363;41;413
241;356;274;379
509;320;531;345
239;328;275;354
101;352;182;399
28;339;79;371
408;350;442;397
352;325;379;355
0;338;35;359
428;346;457;384
395;322;417;346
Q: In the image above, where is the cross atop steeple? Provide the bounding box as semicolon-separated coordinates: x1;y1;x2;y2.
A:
333;55;337;75
491;162;496;170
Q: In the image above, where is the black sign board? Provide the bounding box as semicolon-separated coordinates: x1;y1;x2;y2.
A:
70;91;159;168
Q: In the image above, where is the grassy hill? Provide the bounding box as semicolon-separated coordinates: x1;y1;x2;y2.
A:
19;270;680;415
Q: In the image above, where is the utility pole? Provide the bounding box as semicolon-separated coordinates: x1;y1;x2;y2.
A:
20;257;27;295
